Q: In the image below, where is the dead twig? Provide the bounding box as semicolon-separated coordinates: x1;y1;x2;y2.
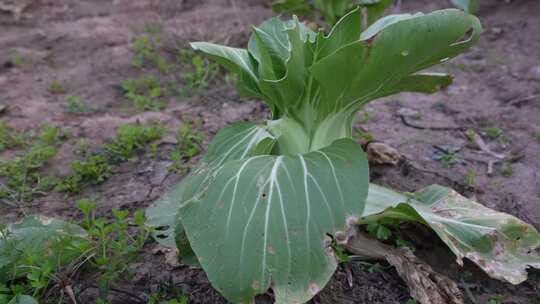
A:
399;114;465;131
343;228;464;304
466;130;505;159
64;285;78;304
507;94;540;107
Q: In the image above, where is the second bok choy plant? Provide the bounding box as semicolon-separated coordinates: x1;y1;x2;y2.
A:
147;8;540;304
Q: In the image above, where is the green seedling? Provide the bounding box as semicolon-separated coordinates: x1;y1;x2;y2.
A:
0;122;25;152
465;169;476;187
121;76;167;111
48;80;66;94
439;152;458;167
169;118;204;174
182;54;219;95
0;126;61;202
332;242;351;263
534;132;540;142
143;21;163;34
65;95;94;114
10;51;29;67
77;201;149;299
482;126;503;140
131;35;172;73
148;294;189;304
104;123;166;163
57;155;112;194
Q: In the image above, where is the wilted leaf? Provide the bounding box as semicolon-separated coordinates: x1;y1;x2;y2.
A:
364;184;540;284
0;216;87;282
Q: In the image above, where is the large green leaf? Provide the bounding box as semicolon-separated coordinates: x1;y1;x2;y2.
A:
312;9;481;117
6;295;38;304
0;216;88;282
189;42;262;99
178;139;369;303
146;122;273;247
364;184;540;285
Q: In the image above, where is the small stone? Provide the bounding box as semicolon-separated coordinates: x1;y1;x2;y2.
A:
367;142;402;166
397;107;421;120
488;26;504;41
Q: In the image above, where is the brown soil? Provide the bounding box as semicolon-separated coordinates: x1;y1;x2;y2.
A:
1;0;539;303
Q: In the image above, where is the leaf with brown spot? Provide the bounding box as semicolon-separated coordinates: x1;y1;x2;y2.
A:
364;184;540;285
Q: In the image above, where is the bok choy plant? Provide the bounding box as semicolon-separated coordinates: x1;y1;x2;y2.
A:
147;8;540;304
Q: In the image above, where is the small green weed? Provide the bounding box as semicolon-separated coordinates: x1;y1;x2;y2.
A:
121;76;167;111
148;294;189;304
57;155;112;194
465;128;477;142
465;169;476;187
405;300;418;304
438;152;458;167
48;80;66;94
0;126;62;202
104;123;166;163
10;50;29;67
181;53;219;94
482;126;503;140
169;118;204;174
131;35;172;73
0;203;151;303
65;95;94;114
533;132;540;142
0;122;25;152
77;200;149;299
143;21;163;34
331;241;350;263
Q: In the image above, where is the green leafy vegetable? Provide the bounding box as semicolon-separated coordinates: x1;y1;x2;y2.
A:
144;8;538;304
